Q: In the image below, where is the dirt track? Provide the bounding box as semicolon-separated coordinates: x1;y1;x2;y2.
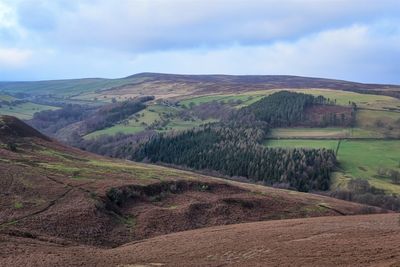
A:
1;213;399;267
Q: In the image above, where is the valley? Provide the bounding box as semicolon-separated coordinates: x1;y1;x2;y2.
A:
1;73;400;266
2;74;400;200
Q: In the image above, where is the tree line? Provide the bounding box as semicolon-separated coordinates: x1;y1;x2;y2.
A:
75;91;341;192
133;110;336;192
29;96;154;137
238;91;328;127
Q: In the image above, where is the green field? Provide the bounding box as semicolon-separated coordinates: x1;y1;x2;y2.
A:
85;88;400;140
286;89;399;110
265;139;339;150
85;104;215;139
0;77;149;97
179;93;267;108
268;128;351;139
0;94;16;101
268;127;395;139
336;140;400;193
0;102;59;120
179;88;400;110
159;118;216;132
265;139;400;194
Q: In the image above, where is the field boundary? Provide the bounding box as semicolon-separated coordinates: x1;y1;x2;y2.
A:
267;137;400;140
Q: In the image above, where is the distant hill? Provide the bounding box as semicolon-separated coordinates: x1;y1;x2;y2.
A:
1;73;400;99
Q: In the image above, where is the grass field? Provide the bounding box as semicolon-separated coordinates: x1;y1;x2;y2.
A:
265;139;339;150
159;118;216;132
265;139;400;194
84;125;145;138
0;77;148;97
336;140;400;193
179;93;267;108
0;102;59;120
84;88;400;140
268;128;351;139
287;89;400;110
0;94;16;101
179;88;400;110
356;109;400;127
85;104;215;139
268;127;395;139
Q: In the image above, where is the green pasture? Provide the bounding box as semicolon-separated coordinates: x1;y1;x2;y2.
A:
265;139;400;194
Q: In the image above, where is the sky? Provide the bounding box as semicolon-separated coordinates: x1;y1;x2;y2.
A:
0;0;400;83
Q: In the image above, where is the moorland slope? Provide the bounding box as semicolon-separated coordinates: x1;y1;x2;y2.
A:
0;115;393;266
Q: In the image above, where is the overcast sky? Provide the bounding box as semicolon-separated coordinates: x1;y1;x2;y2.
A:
0;0;399;83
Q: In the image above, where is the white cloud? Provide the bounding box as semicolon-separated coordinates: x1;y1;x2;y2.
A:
8;0;400;52
0;0;400;82
0;47;32;67
126;23;400;83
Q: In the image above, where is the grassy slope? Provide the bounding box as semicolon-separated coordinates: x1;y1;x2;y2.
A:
180;88;400;110
268;128;351;139
85;104;215;139
336;140;400;193
0;102;59;120
180;93;267;108
3;73;398;96
0;77;146;97
0;94;16;101
91;88;400;138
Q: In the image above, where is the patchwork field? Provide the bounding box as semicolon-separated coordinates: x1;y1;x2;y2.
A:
0;94;16;101
179;88;400;110
179;93;267;108
1;74;400;266
287;89;400;111
336;140;400;193
265;139;400;194
85;104;215;139
0;102;59;120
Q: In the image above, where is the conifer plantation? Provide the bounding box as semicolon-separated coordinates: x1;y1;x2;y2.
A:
133;92;337;192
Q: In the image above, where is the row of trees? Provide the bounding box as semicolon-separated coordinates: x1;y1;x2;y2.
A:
72;130;156;158
331;178;400;211
74;92;340;192
30;96;154;137
85;97;152;132
29;104;95;135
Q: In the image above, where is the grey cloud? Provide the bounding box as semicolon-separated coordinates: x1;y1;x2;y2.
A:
11;0;400;52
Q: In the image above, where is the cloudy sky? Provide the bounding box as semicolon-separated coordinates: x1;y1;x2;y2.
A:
0;0;399;83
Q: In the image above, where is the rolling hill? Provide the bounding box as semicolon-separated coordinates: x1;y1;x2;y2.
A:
0;115;394;266
1;73;400;100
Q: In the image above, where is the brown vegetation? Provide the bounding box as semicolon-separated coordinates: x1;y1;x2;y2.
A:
0;116;395;266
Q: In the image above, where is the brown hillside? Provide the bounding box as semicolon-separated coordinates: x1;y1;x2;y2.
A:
0;115;50;141
2;214;399;267
0;116;394;266
103;73;400;99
